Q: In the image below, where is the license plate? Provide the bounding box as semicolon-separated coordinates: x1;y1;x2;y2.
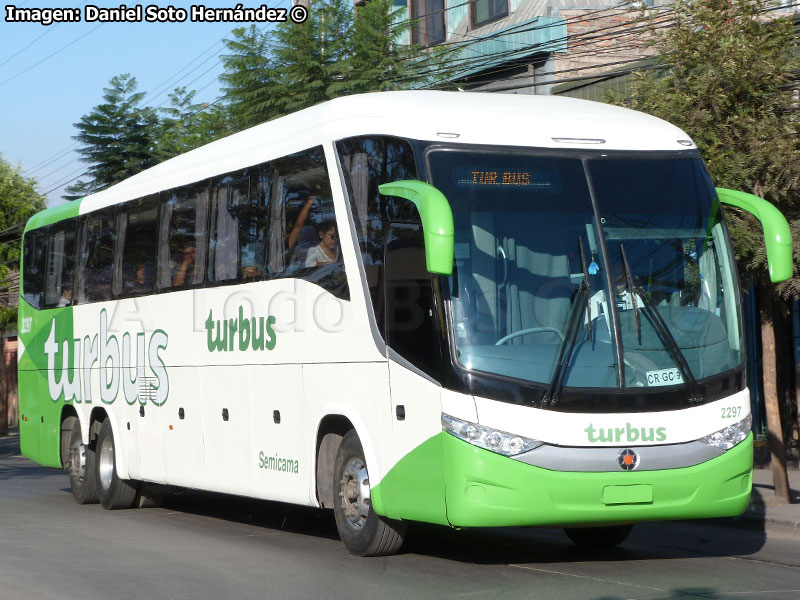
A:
646;367;683;387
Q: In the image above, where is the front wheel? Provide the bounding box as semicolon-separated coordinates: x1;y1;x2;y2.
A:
564;524;633;549
332;430;406;556
95;420;137;510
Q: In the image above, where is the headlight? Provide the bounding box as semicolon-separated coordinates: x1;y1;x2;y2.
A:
441;414;542;456
699;415;752;450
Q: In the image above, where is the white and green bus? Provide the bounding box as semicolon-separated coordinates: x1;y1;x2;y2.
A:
19;91;792;556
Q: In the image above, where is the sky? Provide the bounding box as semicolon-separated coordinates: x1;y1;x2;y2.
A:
1;1;290;207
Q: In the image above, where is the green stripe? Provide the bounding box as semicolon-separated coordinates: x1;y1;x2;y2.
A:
24;198;83;233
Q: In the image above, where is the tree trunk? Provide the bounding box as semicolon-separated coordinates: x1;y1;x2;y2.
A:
0;338;7;436
760;285;791;503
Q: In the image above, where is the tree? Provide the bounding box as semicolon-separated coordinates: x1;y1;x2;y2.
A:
219;25;277;131
65;74;160;200
0;155;46;320
158;87;230;160
0;155;45;436
218;0;454;128
268;0;353;116
616;0;800;501
330;0;442;95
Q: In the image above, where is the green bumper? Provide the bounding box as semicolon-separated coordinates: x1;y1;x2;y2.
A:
442;432;753;528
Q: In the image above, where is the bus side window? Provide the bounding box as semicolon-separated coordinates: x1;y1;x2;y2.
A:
77;208;116;304
267;146;348;299
116;195;159;297
208;165;270;284
158;182;209;291
384;223;439;375
44;220;77;308
22;228;47;310
336;136;418;337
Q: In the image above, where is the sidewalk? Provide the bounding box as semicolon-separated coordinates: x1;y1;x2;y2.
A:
739;467;800;533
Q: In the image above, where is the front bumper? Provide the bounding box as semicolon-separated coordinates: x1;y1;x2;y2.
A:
443;432;753;527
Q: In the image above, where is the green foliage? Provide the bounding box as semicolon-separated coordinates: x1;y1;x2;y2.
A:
0;155;46;328
67;3;458;200
65;74;160;200
615;0;800;294
330;0;445;95
219;0;454;126
219;25;277;130
158;87;230;160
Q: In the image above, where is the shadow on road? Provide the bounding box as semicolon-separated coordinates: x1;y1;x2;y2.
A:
161;489;342;542
2;429;770;570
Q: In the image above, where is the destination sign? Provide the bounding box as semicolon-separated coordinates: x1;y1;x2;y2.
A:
453;167;556;190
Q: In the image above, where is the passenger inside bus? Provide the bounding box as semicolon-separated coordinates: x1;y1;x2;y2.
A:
305;221;338;267
172;246;196;286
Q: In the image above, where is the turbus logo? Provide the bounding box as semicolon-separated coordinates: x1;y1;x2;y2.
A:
44;309;169;406
205;306;277;352
584;423;667;443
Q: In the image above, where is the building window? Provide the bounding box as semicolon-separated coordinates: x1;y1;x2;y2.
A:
471;0;508;29
411;0;446;47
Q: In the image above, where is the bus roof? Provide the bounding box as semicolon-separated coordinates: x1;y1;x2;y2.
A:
31;91;695;227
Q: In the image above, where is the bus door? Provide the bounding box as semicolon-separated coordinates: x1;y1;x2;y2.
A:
19;228;48;461
383;223;446;522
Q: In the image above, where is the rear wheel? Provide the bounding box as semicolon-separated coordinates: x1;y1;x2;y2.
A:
67;420;98;504
95;420;137;510
564;524;633;549
333;430;406;556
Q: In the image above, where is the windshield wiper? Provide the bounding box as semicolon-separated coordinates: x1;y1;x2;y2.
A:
620;245;640;342
619;244;703;403
578;237;593;343
543;237;591;406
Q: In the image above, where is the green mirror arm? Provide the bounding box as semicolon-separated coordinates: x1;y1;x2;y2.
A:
378;180;455;275
716;188;793;283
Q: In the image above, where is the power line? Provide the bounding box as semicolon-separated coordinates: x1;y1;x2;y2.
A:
402;8;674;84
401;5;668;77
0;24;105;89
0;22;61;70
30;19;276;191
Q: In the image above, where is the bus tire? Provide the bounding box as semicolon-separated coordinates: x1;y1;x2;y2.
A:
333;430;406;556
564;524;633;549
67;420;98;505
95;420;137;510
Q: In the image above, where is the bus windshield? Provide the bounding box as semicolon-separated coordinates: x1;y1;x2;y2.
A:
427;148;742;395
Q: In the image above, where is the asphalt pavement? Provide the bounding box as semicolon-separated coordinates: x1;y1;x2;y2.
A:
1;429;799;533
4;428;800;600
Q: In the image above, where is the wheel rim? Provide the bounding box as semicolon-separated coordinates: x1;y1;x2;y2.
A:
68;438;86;482
339;456;370;530
98;435;115;491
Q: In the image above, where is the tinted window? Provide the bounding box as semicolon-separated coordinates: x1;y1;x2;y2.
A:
385;224;438;373
411;0;446;46
472;0;508;28
117;195;158;297
78;208;116;303
44;220;77;308
208;165;271;283
158;182;209;291
22;229;47;309
267;147;347;298
337;136;419;334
